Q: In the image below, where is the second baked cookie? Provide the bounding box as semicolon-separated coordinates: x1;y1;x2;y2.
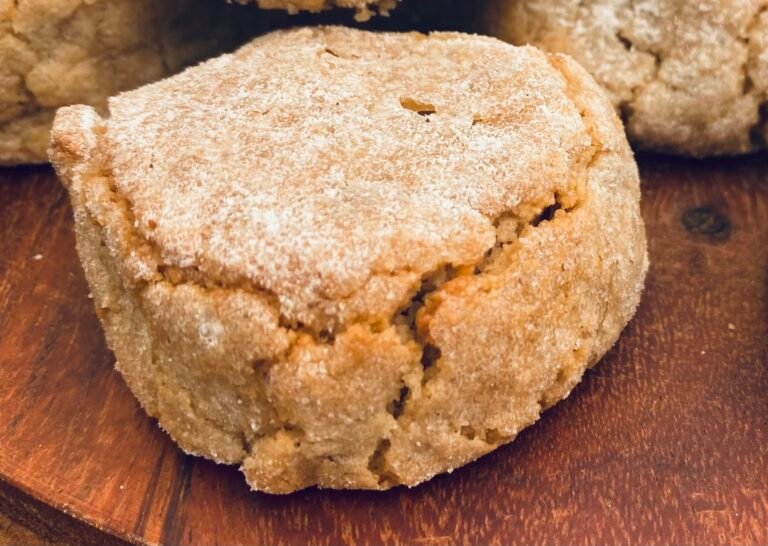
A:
484;0;768;156
232;0;397;21
50;27;648;493
1;0;261;165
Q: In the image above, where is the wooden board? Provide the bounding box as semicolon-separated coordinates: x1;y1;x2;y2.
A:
0;156;767;546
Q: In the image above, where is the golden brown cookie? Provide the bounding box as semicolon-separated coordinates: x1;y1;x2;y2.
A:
232;0;397;21
483;0;768;156
50;26;648;493
0;0;261;165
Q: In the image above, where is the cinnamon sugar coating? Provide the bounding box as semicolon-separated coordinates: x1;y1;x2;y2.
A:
50;27;647;493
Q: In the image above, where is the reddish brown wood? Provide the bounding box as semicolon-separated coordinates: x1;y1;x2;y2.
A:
0;156;767;546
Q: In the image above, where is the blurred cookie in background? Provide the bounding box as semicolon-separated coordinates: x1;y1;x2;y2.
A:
253;0;482;32
1;0;265;165
232;0;397;21
483;0;768;156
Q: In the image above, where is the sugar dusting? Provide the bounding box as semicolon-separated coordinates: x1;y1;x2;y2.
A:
60;27;593;320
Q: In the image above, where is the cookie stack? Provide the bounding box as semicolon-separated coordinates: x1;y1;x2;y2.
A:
12;0;757;494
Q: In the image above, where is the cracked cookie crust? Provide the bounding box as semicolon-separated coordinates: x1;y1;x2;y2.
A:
50;26;648;493
0;0;262;165
484;0;768;156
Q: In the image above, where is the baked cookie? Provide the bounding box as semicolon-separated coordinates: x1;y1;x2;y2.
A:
233;0;397;21
483;0;768;156
0;0;261;165
50;27;648;493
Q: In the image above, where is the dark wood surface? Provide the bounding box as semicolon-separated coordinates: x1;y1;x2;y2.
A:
0;156;767;546
0;510;68;546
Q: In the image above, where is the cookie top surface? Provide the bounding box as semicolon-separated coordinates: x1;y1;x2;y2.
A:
51;26;612;321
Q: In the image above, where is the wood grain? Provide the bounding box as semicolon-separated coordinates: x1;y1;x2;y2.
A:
0;510;69;546
0;155;766;546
